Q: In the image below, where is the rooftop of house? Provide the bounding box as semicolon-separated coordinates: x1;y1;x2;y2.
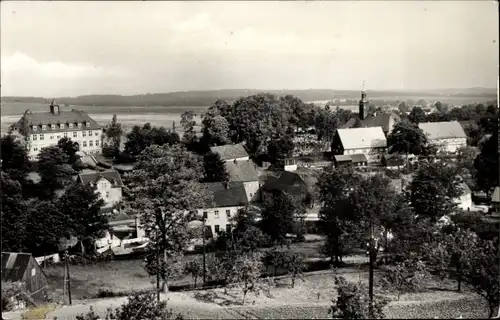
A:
13;105;101;134
418;121;467;140
225;160;259;182
361;112;401;132
262;171;309;196
492;187;500;203
334;154;352;162
202;181;248;208
78;169;124;187
336;127;387;150
1;252;42;282
210;144;249;161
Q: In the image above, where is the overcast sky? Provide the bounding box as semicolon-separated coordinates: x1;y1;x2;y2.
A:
1;1;498;97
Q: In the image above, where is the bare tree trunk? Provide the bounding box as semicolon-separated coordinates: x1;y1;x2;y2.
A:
163;249;169;293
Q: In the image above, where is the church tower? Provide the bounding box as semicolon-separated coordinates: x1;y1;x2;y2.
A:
358;82;369;120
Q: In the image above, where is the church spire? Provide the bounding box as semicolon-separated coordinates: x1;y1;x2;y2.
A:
359;81;368;120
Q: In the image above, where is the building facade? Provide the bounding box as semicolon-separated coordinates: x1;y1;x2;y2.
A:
331;127;387;163
10;101;103;160
418;121;467;153
77;169;123;209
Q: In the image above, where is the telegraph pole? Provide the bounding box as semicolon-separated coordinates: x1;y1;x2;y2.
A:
202;217;207;285
65;248;72;305
368;220;375;318
156;241;160;302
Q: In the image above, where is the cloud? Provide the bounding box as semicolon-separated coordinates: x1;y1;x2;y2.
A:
1;52;124;79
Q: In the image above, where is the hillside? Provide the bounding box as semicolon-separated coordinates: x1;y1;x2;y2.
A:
1;88;497;107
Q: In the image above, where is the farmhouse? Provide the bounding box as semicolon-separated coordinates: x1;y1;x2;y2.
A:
418;121;467;153
331;127;387;163
210;144;249;162
261;171;312;208
1;252;48;305
77;169;124;209
10;101;103;160
225;160;260;202
198;182;249;235
333;154;368;167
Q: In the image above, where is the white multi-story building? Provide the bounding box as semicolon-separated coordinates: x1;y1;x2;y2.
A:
418;121;467;154
77;169;124;209
10;101;103;160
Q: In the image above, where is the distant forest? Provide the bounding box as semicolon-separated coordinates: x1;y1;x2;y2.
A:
2;88;497;107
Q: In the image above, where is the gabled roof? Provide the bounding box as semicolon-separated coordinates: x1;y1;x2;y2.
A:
361;112;400;132
202;182;248;208
1;252;35;282
78;169;124;187
418;121;467;140
334;155;352;162
14;108;101;134
262;171;309;196
210;144;249;161
336;127;387;150
492;187;500;203
225;160;259;182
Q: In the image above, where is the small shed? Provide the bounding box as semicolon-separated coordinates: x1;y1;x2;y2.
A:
1;252;48;303
334;154;352;167
351;154;368;167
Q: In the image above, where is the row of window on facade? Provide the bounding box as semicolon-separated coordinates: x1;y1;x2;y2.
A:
32;122;92;131
32;140;100;152
202;209;232;219
31;130;100;141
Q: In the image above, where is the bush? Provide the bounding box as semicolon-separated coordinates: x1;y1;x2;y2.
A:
379;258;430;300
76;291;184;320
2;281;29;312
21;305;55;320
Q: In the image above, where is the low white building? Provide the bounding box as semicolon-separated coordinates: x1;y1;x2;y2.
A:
418;121;467;154
77;169;123;209
198;181;249;236
331;127;387;163
210;144;249;162
10;101;103;160
225;160;260;202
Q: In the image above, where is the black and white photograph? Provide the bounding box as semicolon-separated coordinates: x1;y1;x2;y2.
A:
1;1;499;319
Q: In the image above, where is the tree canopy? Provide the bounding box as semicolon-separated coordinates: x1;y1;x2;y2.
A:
474;131;499;195
387;120;428;156
202;151;229;183
124;123;180;159
1;134;31;182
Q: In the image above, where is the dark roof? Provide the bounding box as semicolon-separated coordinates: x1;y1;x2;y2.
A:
78;169;124;187
351;153;368;163
334;155;352;162
14;107;101;135
202;182;248;208
361;112;400;132
225;160;259;182
2;252;34;282
340;117;359;129
262;171;309;196
210;144;249;160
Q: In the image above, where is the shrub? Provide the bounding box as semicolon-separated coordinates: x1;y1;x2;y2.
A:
2;281;29;312
21;305;55;320
379;258;430;300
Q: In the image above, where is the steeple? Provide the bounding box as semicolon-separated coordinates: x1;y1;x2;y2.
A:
358;81;368;120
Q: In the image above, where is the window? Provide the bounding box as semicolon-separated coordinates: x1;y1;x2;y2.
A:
89;140;93;147
226;209;231;218
88;130;92;136
42;125;47;130
69;123;74;128
214;210;219;218
202;211;208;219
31;268;36;277
94;131;99;136
64;132;68;137
51;124;56;130
57;135;61;139
86;122;90;127
83;141;87;147
226;224;231;232
33;147;38;151
50;136;54;140
96;140;100;146
105;191;110;198
60;124;65;129
77;123;82;128
83;131;87;137
39;134;44;140
33;134;37;141
73;132;77;138
250;193;253;199
32;125;37;131
214;225;220;234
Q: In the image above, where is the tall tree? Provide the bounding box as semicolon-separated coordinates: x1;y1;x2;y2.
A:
474;131;499;196
105;114;123;152
125;144;209;291
124;123;180;159
202;152;229;183
1;173;28;252
387;120;428;163
37;145;75;198
1;134;31;182
410;161;461;223
201;109;231;146
57;183;108;254
408;107;427;124
57;137;81;166
267;135;295;167
260;191;305;246
180;111;197;144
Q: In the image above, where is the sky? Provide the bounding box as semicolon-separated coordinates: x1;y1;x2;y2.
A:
1;1;498;97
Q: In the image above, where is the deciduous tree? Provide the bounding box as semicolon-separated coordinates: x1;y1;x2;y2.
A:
228;251;263;305
105;114;123;153
387;120;428;162
474;131;499;196
1;134;31;182
57;137;81;166
37;145;75;198
408;106;427;124
202;152;229;183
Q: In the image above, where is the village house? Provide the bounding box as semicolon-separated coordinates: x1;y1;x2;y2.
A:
77;169;124;209
10;101;103;160
225;159;261;202
210;144;249;162
333;154;368;168
360;112;401;136
331;127;387;163
1;252;49;306
261;171;313;208
418;121;467;153
198;182;249;236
